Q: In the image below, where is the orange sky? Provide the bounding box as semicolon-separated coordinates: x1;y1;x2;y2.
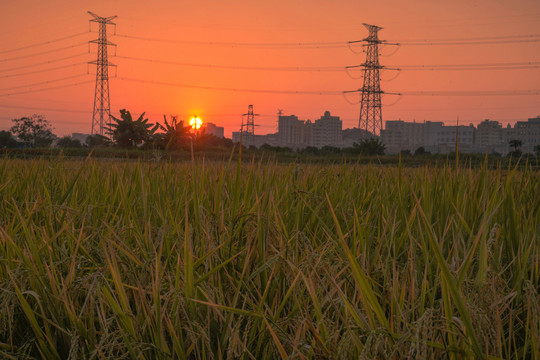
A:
1;0;539;137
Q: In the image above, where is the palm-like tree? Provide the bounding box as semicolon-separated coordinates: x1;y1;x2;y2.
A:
509;139;522;152
155;115;191;150
108;109;158;149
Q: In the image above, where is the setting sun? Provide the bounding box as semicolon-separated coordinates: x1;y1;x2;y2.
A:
189;116;202;130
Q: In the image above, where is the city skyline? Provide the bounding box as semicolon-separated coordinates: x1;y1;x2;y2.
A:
1;0;539;137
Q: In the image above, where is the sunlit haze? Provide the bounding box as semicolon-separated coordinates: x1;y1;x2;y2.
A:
1;0;539;137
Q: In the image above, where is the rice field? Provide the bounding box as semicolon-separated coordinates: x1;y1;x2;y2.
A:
0;156;538;359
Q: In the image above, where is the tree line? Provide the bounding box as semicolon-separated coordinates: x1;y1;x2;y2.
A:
0;110;233;151
1;110;539;157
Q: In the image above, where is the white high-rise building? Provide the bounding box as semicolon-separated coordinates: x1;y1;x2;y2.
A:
510;116;540;154
476;120;505;154
312;111;342;148
202;122;224;138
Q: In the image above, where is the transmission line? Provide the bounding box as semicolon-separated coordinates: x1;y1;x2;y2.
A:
0;43;88;62
0;62;87;79
347;61;540;72
0;32;88;54
0;104;91;114
112;33;346;48
0;74;88;92
399;90;540;96
0;79;93;97
115;55;344;72
113;32;540;48
117;76;343;95
396;38;540;46
0;53;88;73
116;55;540;73
394;33;540;43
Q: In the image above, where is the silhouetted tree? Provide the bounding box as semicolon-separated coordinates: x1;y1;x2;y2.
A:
86;134;111;148
299;146;319;155
508;139;522;157
354;138;385;155
509;139;522;152
10;114;56;147
534;144;540;156
56;136;83;148
193;131;233;149
108;109;158;149
0;130;18;148
414;146;430;156
154;115;191;150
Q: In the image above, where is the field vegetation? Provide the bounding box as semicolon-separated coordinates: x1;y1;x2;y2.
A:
0;156;538;359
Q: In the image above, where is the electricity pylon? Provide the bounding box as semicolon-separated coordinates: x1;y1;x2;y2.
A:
88;11;117;136
345;24;400;136
358;23;383;135
241;104;259;145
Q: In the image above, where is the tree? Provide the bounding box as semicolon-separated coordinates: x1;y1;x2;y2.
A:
534;144;540;156
154;115;191;150
56;136;83;149
508;139;522;157
414;146;430;156
354;138;386;155
10;114;56;147
0;130;18;148
108;109;158;149
86;134;111;148
509;139;522;152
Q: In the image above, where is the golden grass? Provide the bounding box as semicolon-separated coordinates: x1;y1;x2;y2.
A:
0;157;538;359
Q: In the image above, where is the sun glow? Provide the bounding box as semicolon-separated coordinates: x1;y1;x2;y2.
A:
189;116;202;130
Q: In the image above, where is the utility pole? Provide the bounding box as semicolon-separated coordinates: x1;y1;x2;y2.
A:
242;104;259;145
88;11;117;136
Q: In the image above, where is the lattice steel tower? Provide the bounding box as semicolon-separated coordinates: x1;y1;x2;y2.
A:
242;104;259;144
88;11;117;136
358;23;383;136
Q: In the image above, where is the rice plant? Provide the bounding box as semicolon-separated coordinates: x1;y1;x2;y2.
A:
0;156;538;359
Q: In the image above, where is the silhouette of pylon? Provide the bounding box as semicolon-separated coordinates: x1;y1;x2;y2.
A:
88;11;117;136
358;23;383;136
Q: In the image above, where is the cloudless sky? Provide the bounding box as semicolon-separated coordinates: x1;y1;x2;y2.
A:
1;0;539;137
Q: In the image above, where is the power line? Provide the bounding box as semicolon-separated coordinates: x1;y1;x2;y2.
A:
116;55;540;73
392;61;540;69
112;33;346;48
348;61;540;72
398;61;540;68
0;53;88;73
396;38;540;46
0;62;87;79
0;104;90;114
396;65;540;71
119;77;540;97
0;74;88;92
113;32;540;48
0;43;88;62
0;79;93;97
0;32;88;54
399;90;540;96
115;55;344;72
393;33;540;43
117;76;343;95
